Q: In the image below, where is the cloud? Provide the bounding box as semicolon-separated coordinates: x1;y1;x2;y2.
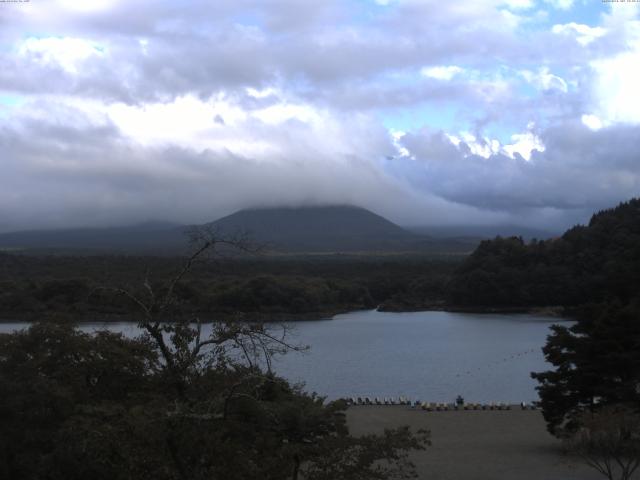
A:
503;0;535;10
421;66;465;81
589;49;640;125
552;22;607;46
0;0;535;101
0;0;638;232
0;93;500;230
520;67;568;93
543;0;575;11
502;131;545;160
391;121;640;225
581;114;602;130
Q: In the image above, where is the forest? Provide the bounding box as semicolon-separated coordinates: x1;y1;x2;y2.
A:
448;198;640;309
2;199;640;322
0;253;456;321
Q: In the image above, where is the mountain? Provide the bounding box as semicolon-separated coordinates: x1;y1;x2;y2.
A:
0;205;479;254
209;205;424;252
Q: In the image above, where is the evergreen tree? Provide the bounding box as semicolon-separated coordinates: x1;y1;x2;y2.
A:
532;301;640;435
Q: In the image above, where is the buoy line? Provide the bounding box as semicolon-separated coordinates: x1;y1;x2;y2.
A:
454;348;539;378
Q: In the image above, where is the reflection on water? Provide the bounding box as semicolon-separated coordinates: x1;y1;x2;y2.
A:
0;309;564;403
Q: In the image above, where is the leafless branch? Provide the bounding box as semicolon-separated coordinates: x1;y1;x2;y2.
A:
92;226;302;396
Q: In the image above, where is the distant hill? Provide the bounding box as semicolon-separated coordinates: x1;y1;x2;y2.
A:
406;225;559;241
210;205;425;252
0;222;186;254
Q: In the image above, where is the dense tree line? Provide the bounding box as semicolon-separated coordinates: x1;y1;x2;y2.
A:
448;199;640;308
0;254;457;320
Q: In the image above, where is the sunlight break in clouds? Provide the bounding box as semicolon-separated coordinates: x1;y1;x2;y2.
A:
421;66;465;81
17;37;104;74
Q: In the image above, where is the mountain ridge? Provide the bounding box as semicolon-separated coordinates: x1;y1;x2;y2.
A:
0;205;478;254
0;205;421;254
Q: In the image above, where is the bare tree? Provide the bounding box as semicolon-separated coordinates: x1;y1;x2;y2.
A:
96;226;305;395
565;405;640;480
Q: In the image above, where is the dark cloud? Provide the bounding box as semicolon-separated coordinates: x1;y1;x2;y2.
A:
393;121;640;224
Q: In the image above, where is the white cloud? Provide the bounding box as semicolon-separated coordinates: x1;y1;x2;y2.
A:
107;95;249;149
502;131;545;160
17;37;104;74
105;93;332;158
420;65;464;81
581;114;602;130
590;49;640;125
390;129;411;158
460;133;501;158
520;67;568;93
552;23;607;46
502;0;535;10
544;0;574;11
57;0;119;13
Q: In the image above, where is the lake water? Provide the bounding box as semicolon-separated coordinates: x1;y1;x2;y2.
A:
0;310;563;404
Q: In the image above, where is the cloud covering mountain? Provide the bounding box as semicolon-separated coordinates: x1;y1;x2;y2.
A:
0;0;638;231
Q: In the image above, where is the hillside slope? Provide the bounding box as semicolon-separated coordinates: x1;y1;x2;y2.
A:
447;198;640;307
0;222;186;254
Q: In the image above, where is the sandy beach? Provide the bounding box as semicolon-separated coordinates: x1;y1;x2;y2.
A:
347;405;616;480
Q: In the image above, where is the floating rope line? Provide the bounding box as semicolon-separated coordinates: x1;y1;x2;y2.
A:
454;348;539;378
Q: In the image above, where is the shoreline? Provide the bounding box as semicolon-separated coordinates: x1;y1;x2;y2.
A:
379;304;570;318
0;304;572;324
347;405;603;480
0;308;351;324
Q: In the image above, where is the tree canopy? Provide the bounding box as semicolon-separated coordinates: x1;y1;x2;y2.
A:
532;301;640;436
448;198;640;307
0;231;429;480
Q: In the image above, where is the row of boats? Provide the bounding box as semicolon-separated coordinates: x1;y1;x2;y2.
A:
346;397;538;410
347;396;413;406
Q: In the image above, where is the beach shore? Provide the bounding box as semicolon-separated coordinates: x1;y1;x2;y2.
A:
347;406;610;480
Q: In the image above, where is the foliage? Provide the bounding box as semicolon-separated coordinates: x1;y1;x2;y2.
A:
448;198;640;307
0;322;160;479
0;233;430;480
564;406;640;480
532;301;640;435
0;253;458;320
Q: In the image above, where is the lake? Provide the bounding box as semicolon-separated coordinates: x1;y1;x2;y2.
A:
0;310;563;404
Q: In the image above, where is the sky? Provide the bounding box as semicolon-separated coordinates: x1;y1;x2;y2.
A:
0;0;639;232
